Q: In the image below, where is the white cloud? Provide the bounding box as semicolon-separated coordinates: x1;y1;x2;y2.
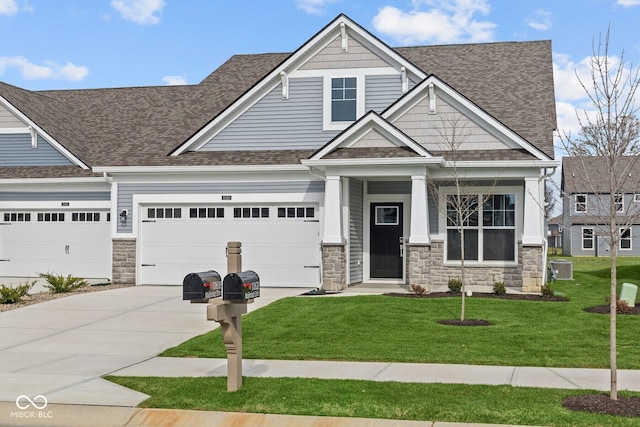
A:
162;75;187;86
525;8;551;31
372;0;496;45
617;0;640;6
0;56;89;81
296;0;341;15
0;0;18;15
111;0;165;25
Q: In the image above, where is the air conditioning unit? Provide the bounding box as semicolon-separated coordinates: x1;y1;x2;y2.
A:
550;260;573;280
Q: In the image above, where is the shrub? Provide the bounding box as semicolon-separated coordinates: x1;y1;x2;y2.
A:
493;281;506;296
39;273;89;294
0;281;35;304
541;281;554;297
448;277;462;293
605;295;632;314
409;284;429;296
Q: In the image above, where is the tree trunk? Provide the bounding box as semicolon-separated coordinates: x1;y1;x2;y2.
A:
460;229;466;322
610;239;618;400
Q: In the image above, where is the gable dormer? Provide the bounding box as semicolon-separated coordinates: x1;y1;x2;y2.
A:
172;14;426;156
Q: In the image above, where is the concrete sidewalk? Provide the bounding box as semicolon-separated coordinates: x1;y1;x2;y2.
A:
110;357;640;392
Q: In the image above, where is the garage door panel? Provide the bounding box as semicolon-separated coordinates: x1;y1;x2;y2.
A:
139;205;320;287
0;211;110;279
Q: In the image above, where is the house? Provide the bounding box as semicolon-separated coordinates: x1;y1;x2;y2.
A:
547;214;562;250
0;14;558;291
561;156;640;256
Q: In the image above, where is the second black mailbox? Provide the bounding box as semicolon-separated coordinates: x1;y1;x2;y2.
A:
223;270;260;301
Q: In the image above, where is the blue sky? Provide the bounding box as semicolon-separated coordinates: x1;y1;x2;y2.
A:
0;0;639;141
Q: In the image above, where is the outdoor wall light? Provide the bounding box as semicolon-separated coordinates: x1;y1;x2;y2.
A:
119;209;128;225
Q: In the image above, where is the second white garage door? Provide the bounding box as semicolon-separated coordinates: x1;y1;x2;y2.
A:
139;204;320;287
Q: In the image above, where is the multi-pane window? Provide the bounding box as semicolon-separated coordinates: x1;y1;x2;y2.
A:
575;194;587;212
446;194;516;262
233;207;269;218
189;207;224;219
72;212;100;222
620;228;632;250
614;194;624;213
582;228;594;250
147;208;181;219
37;212;65;222
277;206;315;219
331;77;357;122
3;212;31;222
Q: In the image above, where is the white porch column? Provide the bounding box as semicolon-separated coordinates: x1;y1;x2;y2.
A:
322;175;343;244
409;174;430;244
522;176;544;245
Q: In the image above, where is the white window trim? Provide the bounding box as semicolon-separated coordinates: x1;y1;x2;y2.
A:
581;227;594;251
620;227;632;251
439;186;521;267
634;193;640;203
575;194;587;213
322;73;366;131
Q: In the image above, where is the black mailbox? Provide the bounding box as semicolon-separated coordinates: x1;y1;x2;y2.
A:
183;270;222;302
223;270;260;301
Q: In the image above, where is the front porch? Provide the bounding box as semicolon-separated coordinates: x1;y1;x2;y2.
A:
318;175;546;293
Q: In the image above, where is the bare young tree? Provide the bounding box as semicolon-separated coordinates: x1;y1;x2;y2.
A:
560;27;640;401
429;114;495;322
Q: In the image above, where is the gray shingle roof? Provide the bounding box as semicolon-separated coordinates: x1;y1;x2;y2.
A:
0;39;556;172
562;156;640;193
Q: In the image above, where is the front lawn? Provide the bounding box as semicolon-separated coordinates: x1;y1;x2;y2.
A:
160;257;640;368
105;376;640;427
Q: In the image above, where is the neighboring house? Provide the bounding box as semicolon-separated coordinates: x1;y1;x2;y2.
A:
561;156;640;256
547;214;562;249
0;14;558;291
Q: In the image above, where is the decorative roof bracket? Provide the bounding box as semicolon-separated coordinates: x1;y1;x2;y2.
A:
280;71;289;99
340;22;348;52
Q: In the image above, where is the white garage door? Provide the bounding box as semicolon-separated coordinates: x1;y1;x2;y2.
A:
139;204;321;287
0;210;111;279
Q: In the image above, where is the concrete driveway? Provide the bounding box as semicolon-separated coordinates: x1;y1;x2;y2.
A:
0;285;307;407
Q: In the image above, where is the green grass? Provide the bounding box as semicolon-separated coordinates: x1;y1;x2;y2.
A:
160;257;640;368
105;376;640;427
107;256;640;425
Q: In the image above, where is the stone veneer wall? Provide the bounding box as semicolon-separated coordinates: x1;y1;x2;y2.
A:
322;243;346;291
112;238;136;285
421;241;526;289
406;244;431;291
520;245;544;292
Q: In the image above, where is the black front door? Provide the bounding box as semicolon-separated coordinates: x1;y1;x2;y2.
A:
370;203;403;279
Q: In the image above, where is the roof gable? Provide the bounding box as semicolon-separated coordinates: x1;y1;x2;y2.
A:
310;111;433;161
171;14;426;156
0;84;89;169
382;75;551;161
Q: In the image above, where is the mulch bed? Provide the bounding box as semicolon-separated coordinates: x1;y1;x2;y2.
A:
583;305;640;315
562;394;640;417
385;291;569;302
438;318;492;326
